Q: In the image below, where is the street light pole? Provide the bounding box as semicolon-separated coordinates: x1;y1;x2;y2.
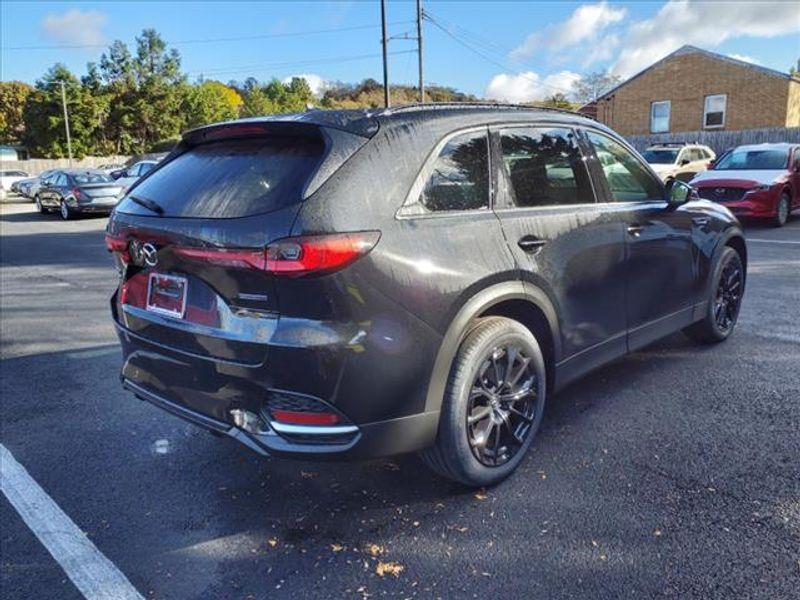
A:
416;0;424;103
380;0;390;108
58;81;73;167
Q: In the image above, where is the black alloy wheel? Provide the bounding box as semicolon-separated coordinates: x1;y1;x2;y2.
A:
467;345;539;466
713;254;743;334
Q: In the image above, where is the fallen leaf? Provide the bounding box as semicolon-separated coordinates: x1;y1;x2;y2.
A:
474;489;488;500
375;561;404;578
267;538;278;548
331;543;344;552
300;471;318;479
653;529;662;537
366;543;384;557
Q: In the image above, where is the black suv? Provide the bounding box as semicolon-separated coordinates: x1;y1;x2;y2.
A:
107;105;746;486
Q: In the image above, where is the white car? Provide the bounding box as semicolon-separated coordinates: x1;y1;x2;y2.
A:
642;144;715;183
0;170;30;198
111;160;160;195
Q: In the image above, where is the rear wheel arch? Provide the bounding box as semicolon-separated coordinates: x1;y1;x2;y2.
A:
423;281;560;415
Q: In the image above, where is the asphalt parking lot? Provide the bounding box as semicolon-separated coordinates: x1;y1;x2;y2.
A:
1;195;798;599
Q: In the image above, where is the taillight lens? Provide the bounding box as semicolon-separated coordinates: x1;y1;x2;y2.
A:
104;232;129;262
270;409;341;426
173;231;380;277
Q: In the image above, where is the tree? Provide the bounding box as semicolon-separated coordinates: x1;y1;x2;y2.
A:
571;71;622;104
0;81;33;144
536;93;576;110
182;81;243;129
23;64;107;159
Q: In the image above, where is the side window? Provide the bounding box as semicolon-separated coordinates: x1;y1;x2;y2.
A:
419;130;489;212
499;127;594;207
56;174;68;186
139;163;155;176
689;149;702;162
586;131;663;202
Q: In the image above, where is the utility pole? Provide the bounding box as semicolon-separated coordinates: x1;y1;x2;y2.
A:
381;0;390;108
416;0;424;103
58;81;73;167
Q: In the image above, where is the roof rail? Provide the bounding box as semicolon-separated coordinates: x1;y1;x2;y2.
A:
381;101;586;118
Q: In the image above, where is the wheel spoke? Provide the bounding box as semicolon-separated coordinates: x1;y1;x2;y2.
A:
505;353;531;389
468;405;492;425
509;406;533;423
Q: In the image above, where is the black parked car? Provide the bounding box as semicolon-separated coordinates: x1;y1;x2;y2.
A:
106;105;747;486
36;169;124;219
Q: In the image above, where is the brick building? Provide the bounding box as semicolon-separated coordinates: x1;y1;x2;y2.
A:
592;46;800;136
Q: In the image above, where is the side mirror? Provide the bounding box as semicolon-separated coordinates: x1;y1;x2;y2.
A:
667;180;693;206
680;158;690;166
110;169;125;180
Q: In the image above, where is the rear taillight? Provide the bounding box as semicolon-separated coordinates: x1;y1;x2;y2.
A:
104;232;129;262
173;231;380;277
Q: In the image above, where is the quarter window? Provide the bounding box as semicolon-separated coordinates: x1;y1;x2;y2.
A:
419;130;489;212
704;94;727;128
650;101;670;133
586;131;663;202
499;127;594;207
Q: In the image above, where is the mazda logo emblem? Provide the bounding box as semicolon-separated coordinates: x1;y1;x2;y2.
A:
130;240;158;267
142;243;158;267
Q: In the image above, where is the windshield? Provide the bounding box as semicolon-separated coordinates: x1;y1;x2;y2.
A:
116;136;325;218
642;149;679;164
72;172;114;184
714;148;788;170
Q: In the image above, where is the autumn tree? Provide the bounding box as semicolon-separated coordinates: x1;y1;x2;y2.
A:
570;71;622;104
0;81;33;144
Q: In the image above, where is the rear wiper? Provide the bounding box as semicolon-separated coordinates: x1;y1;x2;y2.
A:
129;195;164;215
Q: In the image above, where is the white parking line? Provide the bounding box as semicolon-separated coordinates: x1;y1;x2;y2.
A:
747;239;800;245
0;444;143;600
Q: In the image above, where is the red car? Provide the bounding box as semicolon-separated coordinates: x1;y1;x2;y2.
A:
691;143;800;227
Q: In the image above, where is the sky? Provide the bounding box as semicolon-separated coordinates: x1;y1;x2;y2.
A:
2;1;799;102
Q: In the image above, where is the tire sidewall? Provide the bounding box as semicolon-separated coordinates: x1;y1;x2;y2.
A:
776;193;790;226
60;201;70;220
443;320;547;486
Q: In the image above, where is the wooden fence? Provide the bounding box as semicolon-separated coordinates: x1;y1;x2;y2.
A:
626;127;800;155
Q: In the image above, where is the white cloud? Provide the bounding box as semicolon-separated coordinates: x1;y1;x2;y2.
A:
511;2;626;60
485;70;582;103
728;53;762;65
282;73;328;96
41;9;107;47
610;0;800;77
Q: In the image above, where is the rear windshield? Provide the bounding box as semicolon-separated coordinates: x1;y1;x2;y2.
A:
72;172;114;184
714;148;788;170
642;149;678;164
116;136;325;218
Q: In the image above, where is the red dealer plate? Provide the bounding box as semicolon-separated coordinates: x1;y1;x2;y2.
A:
146;273;188;319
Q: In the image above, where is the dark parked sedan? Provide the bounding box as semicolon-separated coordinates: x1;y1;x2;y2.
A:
106;105;747;486
35;169;124;219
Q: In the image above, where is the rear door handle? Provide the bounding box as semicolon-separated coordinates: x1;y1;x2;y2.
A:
517;236;547;252
627;224;644;237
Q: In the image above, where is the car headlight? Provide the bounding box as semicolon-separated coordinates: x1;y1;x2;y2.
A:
747;184;771;193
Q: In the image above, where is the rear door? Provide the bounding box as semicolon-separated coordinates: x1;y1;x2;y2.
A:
490;124;628;382
582;129;701;350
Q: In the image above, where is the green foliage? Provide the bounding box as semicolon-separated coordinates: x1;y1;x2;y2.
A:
183;81;242;129
534;94;577;110
0;81;33;144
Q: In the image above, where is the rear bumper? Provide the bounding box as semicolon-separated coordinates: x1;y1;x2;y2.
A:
122;376;439;460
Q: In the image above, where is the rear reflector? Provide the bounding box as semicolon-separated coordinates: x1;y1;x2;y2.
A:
173;231;380;277
270;409;341;426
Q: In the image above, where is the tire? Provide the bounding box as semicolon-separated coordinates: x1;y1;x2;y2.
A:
420;316;547;487
60;200;74;220
35;195;46;214
772;193;790;227
683;246;744;344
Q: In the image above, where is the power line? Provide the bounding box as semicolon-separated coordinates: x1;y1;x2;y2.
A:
423;11;576;98
188;50;417;78
3;20;415;51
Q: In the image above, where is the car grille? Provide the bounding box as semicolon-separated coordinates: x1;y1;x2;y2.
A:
698;187;747;203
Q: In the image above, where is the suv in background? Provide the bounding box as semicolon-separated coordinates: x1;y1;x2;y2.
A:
642;142;715;183
106;106;746;486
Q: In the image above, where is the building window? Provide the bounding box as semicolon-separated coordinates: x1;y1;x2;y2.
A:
650;101;670;133
704;94;727;129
